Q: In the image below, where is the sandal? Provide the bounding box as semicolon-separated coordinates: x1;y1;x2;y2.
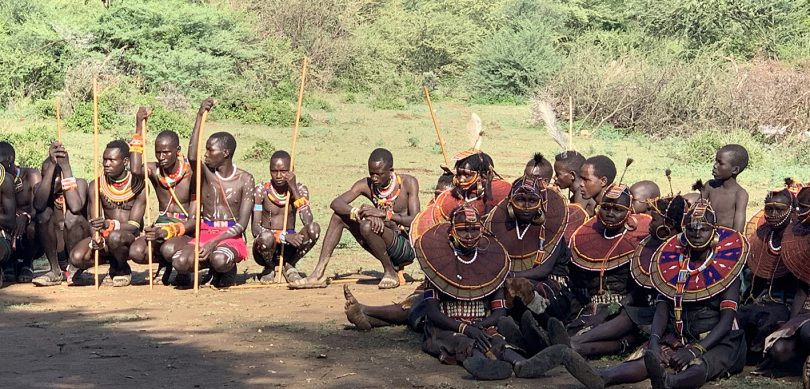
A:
112;274;132;287
32;271;66;287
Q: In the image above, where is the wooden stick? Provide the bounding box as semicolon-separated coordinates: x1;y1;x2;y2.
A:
423;86;450;167
275;57;309;284
231;277;372;290
92;76;100;290
55;97;62;143
193;111;209;293
568;95;574;152
142;118;153;290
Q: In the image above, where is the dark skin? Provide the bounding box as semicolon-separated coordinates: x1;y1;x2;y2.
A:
703;150;748;231
169;136;254;275
130;100;211;280
600;223;740;387
251;156;320;280
0;160;16;267
32;143;89;283
629;181;660;215
69;147;146;279
765;282;810;364
509;192;557;281
578;163;610;215
0;149;42;281
290;158;420;289
555;160;595;215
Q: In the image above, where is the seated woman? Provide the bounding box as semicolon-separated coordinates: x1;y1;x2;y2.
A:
571;195;686;358
738;184;798;367
761;186;810;384
578;198;748;388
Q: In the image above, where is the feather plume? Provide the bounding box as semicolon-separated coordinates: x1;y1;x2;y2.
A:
692;179;704;192
532;152;545;165
618;158;634;184
785;177;795;187
466;113;484;151
665;168;674;196
536;100;569;154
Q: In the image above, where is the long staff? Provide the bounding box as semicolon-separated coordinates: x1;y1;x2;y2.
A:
56;97;63;143
423;86;450;167
193;111;209;293
92;77;101;289
142;118;154;289
276;57;309;284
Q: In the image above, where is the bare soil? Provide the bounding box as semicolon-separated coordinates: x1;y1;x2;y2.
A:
0;258;799;389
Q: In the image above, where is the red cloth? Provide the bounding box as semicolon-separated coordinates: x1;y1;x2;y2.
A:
191;222;248;262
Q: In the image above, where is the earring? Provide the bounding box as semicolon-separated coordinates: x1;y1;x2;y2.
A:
507;203;515;220
655;225;673;240
532;211;545;225
710;233;719;249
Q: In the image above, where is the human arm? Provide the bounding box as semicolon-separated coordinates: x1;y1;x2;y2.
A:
513;243;567;281
129;107;150;178
0;174;16;231
187;98;214;167
199;172;254;257
55;145;86;214
472;288;507;329
732;189;749;232
251;185;265;238
329;179;367;217
33;145;58;213
647;298;670;358
424;293;492;351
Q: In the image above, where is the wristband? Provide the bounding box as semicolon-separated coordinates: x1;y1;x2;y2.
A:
385;209;394;221
254;204;263;211
127;220;141;229
458;323;467;334
279;231;288;244
692;343;707;354
162;225;175;240
293;197;309;209
350;207;360;221
61;176;78;191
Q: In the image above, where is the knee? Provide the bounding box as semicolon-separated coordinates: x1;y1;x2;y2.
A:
69;245;88;269
306;222;321;241
358;219;374;237
129;239;147;263
171;250;193;273
106;230;130;249
209;250;234;273
768;339;795;362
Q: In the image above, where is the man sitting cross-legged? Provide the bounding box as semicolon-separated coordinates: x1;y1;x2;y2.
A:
252;150;320;283
31;142;90;286
289;148;419;289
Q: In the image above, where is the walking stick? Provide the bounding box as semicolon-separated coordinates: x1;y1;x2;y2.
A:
568;96;574;152
92;77;100;289
142;118;154;289
55;97;62;143
193;111;209;293
423;86;450;168
276;57;308;284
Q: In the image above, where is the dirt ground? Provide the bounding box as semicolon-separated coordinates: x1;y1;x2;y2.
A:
0;256;801;389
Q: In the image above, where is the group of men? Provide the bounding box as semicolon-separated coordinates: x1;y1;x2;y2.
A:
2;101;810;388
341;138;810;389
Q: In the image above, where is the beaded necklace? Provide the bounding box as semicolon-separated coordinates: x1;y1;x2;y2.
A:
372;173;400;209
100;171;142;205
266;182;288;207
673;249;716;340
157;156;190;189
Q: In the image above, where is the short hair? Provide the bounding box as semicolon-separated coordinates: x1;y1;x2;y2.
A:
455;153;491;174
209;132;237;156
155;130;180;148
369;148;393;169
271;150;291;162
554;150;585;172
630;180;661;200
718;144;749;172
526;153;553;181
436;172;454;190
584;155;616;185
0;141;15;159
106;140;130;156
766;188;794;206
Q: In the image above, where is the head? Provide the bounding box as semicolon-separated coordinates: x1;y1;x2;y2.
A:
648;195;686;240
764;189;793;228
204;132;237;169
681;199;718;250
453;152;491;192
509;177;546;225
367;148;394;188
630;180;661;214
103;140;130;179
449;205;484;251
712;144;748;180
597;184;632;229
0;141;15;172
798;187;810;227
553;151;585;189
524;153;553;184
434;172;454;199
579;155;616;201
154;130;181;169
269;150;292;187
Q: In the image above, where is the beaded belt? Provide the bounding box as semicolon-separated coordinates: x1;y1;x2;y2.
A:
549;274;568;288
440;300;487;323
202;219;237;228
590;291;625;306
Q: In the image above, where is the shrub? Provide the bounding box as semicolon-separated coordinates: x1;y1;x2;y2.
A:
148;105;193;139
0;126;56;168
242;140;276;162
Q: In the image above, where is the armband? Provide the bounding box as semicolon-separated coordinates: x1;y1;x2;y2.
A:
457;323;467;335
127;220;142;230
490;299;506;310
254;204;263;211
692;343;707;354
61;177;78;191
720;300;738;311
172;222;186;237
101;219;118;238
293;197;309;209
162;225;176;240
129;134;144;154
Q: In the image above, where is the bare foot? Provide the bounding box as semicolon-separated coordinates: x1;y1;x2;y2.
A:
378;272;399;289
343;285;359;306
288;274;328;289
345;301;372;330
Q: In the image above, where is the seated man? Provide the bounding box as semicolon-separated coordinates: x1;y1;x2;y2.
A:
31;142;90;286
252;150;320;283
554;150;594;220
738;185;797;366
523;153;553;184
567;183;651;336
131;99;211;285
0;141;42;283
0;161;16;285
629;180;660;215
69;140;146;287
290;148;419;289
169;132;254;288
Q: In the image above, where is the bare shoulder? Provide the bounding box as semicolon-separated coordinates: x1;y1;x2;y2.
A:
400;173;419;190
237;168;255;182
23;167;42;181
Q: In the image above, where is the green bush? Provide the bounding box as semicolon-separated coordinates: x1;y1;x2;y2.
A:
0;126;56;168
148;106;193;139
242;140;276;162
66;98;125;134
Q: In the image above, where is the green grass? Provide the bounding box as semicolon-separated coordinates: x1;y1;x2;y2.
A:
1;94;807;277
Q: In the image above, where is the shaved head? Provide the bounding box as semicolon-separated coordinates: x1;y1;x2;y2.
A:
630;180;661;214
